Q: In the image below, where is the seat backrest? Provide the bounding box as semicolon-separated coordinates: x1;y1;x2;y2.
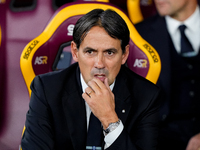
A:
127;0;157;24
20;1;161;96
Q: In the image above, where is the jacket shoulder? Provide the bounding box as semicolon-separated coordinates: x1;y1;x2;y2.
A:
121;65;160;92
36;63;78;84
30;63;79;98
135;14;160;29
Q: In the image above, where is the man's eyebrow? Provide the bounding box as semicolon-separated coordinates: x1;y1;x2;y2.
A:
105;48;118;52
83;47;118;52
83;47;96;52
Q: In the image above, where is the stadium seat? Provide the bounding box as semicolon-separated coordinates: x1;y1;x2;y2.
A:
20;1;161;97
127;0;157;24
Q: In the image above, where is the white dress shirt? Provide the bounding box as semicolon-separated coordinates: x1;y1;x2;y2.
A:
165;6;200;57
80;74;124;149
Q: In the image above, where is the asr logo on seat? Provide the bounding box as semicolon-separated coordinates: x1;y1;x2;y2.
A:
34;56;48;65
134;59;147;68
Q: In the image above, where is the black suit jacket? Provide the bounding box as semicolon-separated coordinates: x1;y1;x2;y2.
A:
21;63;161;150
135;13;200;122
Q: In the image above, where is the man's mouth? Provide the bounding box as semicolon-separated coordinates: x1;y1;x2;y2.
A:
94;74;106;82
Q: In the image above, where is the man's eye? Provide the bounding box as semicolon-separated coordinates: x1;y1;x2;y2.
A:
107;51;114;55
86;50;93;54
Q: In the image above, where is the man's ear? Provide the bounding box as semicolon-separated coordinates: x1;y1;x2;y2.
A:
71;41;78;62
121;45;129;65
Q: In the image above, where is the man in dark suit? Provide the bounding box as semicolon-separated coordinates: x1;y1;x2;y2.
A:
135;0;200;149
21;9;161;150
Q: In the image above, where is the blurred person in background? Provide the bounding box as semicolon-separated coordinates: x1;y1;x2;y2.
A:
135;0;200;149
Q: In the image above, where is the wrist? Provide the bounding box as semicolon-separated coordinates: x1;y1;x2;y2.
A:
103;119;121;135
101;112;118;129
102;116;119;129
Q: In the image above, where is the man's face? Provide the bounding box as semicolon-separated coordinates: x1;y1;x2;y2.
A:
71;26;129;85
154;0;190;17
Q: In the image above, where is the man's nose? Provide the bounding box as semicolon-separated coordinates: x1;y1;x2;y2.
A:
94;53;105;69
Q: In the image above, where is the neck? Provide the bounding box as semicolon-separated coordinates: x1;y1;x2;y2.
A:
171;1;197;21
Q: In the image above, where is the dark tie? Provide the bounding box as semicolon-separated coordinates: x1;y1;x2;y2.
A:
179;24;194;55
86;113;103;150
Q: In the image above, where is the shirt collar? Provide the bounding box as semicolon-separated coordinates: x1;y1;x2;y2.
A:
165;6;200;35
184;6;200;33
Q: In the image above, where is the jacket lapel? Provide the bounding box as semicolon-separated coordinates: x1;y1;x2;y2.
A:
62;66;87;150
113;68;133;124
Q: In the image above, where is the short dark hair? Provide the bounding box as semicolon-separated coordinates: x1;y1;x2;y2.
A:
73;9;130;53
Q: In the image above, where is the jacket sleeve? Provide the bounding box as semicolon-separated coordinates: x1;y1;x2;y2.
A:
107;88;161;150
21;76;55;150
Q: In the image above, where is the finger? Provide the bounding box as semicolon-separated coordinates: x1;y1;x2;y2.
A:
95;77;112;94
104;78;111;92
82;91;94;101
82;92;89;100
84;87;94;97
87;78;103;92
87;90;94;98
91;78;113;96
